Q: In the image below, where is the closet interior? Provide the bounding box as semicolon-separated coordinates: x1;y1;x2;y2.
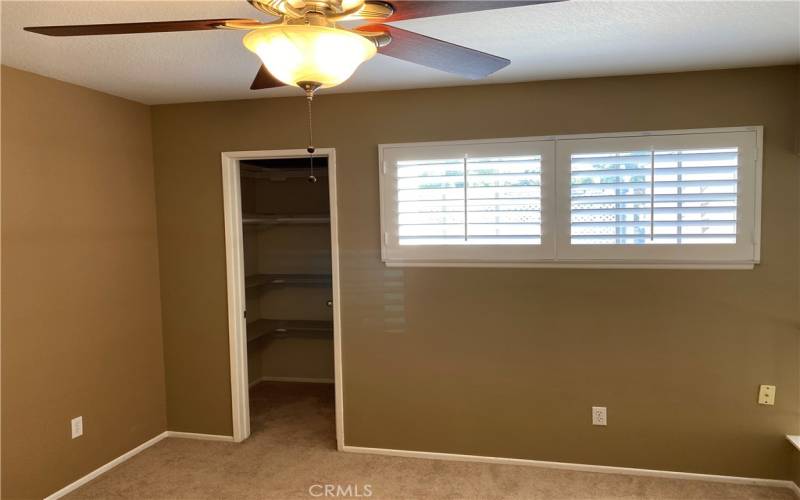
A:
240;157;334;393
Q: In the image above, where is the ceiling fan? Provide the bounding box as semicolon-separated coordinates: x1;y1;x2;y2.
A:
24;0;561;95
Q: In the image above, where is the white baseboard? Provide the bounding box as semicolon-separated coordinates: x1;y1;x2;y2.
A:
44;430;236;498
249;376;334;387
42;431;797;499
165;431;235;442
44;431;168;500
342;445;795;492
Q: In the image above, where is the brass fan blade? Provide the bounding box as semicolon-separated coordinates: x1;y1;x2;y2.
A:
355;0;562;22
250;65;286;90
357;24;509;79
24;18;263;36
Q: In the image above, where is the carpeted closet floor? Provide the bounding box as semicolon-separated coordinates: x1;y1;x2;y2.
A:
67;382;792;499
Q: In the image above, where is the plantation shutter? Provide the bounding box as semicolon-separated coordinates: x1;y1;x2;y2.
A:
383;128;757;267
569;148;739;245
396;155;542;245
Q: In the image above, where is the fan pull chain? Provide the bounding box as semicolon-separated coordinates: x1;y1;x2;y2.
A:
305;89;317;184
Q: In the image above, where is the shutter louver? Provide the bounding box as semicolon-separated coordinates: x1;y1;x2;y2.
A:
397;158;465;245
466;155;542;245
570;148;739;245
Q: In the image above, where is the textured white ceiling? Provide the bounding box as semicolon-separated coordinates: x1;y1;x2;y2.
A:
2;0;799;105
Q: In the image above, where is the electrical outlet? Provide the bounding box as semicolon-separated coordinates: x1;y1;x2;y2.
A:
758;385;776;405
592;406;607;426
71;416;83;439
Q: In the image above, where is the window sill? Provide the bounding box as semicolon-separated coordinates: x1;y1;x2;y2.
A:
786;435;800;451
384;261;756;270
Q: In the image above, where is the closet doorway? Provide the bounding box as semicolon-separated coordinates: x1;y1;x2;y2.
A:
221;149;343;447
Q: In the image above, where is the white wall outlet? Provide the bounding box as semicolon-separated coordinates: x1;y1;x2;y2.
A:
71;416;83;439
758;385;776;405
592;406;607;426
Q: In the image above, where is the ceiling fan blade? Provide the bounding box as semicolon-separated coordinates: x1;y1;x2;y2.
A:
357;0;562;22
357;24;509;79
251;65;286;90
23;18;262;36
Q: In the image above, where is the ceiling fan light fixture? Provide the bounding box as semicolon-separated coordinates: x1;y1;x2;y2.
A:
243;24;376;89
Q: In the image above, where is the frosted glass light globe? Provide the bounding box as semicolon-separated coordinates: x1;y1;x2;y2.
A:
243;25;377;89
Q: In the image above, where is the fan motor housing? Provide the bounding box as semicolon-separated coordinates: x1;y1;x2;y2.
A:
248;0;393;20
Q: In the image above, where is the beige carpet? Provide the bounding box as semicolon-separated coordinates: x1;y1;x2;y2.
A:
68;382;792;499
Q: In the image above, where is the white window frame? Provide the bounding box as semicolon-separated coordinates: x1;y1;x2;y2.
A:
379;126;762;269
380;138;556;265
556;130;759;265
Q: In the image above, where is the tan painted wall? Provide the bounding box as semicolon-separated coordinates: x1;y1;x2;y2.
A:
151;65;800;479
794;452;800;489
794;71;800;488
1;67;166;499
